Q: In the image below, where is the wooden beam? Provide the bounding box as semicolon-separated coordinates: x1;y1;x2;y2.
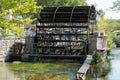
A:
77;55;92;80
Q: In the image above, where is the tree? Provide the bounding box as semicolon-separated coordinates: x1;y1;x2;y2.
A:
36;0;87;6
112;0;120;10
56;0;88;6
0;0;40;38
110;19;120;30
98;9;105;19
97;18;120;48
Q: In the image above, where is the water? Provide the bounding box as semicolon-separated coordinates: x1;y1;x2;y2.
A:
108;49;120;80
86;48;120;80
0;62;80;80
0;48;120;80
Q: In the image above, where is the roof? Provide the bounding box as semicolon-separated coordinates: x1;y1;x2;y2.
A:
24;24;36;30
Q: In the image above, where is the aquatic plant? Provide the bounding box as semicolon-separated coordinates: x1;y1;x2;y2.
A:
7;62;79;75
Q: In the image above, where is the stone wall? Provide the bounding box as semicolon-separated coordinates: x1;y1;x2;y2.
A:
88;32;108;54
0;39;25;62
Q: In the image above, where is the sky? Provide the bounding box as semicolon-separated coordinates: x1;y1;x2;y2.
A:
87;0;120;19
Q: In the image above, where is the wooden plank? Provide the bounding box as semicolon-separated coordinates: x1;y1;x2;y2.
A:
77;55;92;80
77;55;92;74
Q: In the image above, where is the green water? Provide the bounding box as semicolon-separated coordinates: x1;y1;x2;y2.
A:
0;62;80;80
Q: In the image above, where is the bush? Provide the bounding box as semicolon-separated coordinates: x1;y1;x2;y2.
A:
92;51;103;64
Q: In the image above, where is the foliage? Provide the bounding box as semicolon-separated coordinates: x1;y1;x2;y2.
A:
105;19;120;48
98;9;105;19
0;0;40;38
0;0;88;38
97;18;120;48
109;19;120;48
92;51;102;63
91;61;111;78
91;64;103;77
112;0;120;10
113;37;120;47
112;19;120;30
36;0;87;6
96;1;120;49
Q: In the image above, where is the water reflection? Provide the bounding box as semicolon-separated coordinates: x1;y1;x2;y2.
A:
108;48;120;80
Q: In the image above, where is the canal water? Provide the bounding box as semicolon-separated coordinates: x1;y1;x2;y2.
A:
86;48;120;80
0;62;80;80
0;48;120;80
